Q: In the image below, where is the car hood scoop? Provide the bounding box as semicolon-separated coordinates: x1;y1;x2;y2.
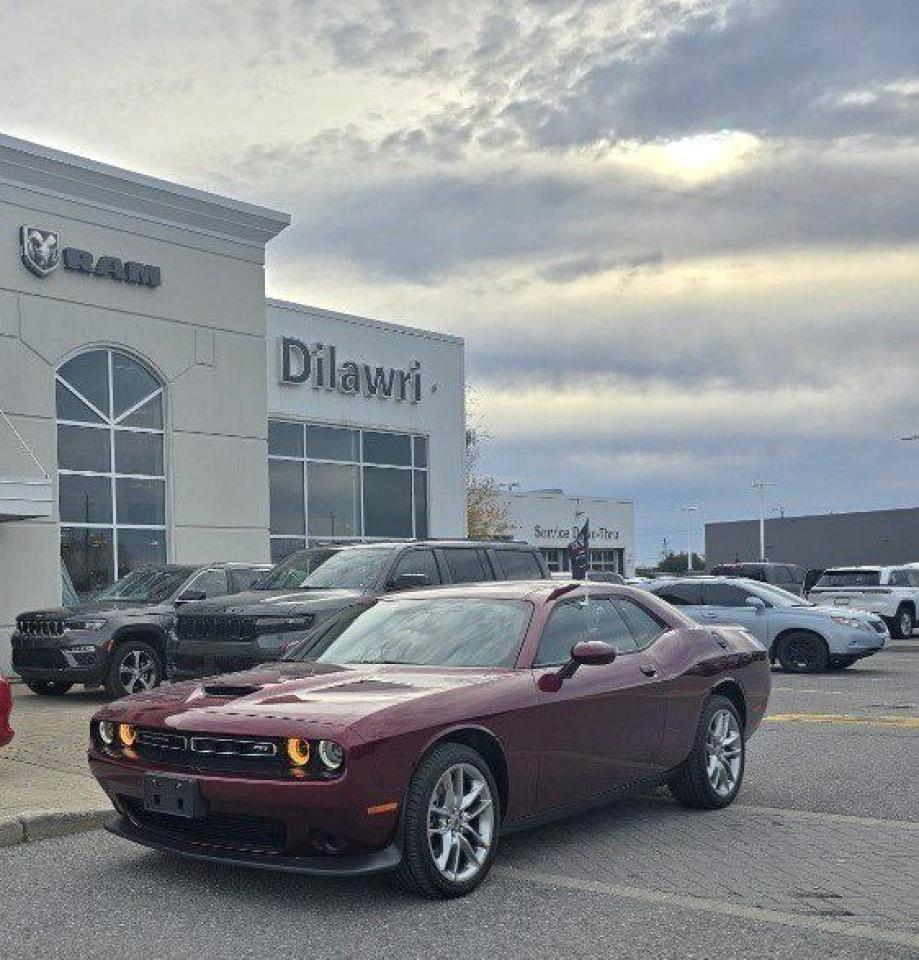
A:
201;683;264;698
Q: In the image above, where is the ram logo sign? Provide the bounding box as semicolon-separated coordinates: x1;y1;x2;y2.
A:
18;226;162;288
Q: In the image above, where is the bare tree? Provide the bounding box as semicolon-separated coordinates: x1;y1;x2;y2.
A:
465;387;511;540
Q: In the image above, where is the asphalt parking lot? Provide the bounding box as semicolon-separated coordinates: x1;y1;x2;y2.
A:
1;648;917;959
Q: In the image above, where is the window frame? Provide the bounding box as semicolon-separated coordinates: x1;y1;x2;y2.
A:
268;420;429;555
56;349;167;592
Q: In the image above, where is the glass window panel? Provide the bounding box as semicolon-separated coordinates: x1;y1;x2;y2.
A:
363;467;412;537
496;550;543;580
270;538;306;563
61;527;114;598
117;528;167;575
443;549;490;584
413;436;428;468
306;425;359;462
615;598;664;650
58;350;110;416
112;352;160;419
269;459;305;535
59;474;112;524
307;462;361;537
414;470;428;538
56;381;104;424
362;431;411;466
57;425;110;473
115;431;164;476
185;568;229;598
119;395;163;429
116;478;165;525
390;549;441;586
268;420;304;458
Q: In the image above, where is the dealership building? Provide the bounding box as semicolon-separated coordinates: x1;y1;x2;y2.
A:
0;133;465;672
499;488;635;576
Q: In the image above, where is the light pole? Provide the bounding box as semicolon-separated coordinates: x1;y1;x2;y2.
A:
751;480;776;562
678;506;698;573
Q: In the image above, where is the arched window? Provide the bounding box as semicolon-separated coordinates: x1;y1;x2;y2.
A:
56;349;166;597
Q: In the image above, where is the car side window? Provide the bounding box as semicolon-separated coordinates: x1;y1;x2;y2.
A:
654;582;703;606
614;598;665;649
495;550;543;580
889;570;910;587
442;548;492;584
230;567;267;592
702;583;752;607
390;549;441;587
535;599;635;666
909;571;919;588
184;568;229;598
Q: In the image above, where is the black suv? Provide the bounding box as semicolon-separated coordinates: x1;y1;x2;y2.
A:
709;562;807;597
168;540;549;681
11;563;270;698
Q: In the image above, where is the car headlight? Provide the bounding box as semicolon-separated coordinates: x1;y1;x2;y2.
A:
97;720;115;746
64;619;107;631
318;740;344;771
118;723;137;747
286;738;311;766
831;615;864;628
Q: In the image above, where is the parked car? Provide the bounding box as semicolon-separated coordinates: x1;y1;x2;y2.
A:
0;676;13;747
11;563;271;699
647;577;888;672
709;562;807;597
808;566;919;638
167;540;550;681
89;580;769;897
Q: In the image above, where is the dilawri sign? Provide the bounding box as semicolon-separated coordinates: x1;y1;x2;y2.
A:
279;336;422;403
19;226;162;287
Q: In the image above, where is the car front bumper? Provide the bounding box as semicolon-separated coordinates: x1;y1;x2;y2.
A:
104;814;401;876
11;631;107;684
823;624;887;658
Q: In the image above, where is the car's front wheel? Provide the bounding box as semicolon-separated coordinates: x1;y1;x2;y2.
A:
669;694;745;809
104;640;163;698
397;742;500;899
25;680;73;696
889;605;914;640
776;631;829;673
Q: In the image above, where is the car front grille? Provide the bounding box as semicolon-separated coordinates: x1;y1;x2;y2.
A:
12;648;68;670
175;615;258;642
16;617;65;637
132;729;287;777
121;797;286;852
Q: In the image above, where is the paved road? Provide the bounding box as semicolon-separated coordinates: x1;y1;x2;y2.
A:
1;648;917;959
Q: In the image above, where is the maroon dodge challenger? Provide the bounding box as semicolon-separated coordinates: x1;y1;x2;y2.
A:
88;581;770;898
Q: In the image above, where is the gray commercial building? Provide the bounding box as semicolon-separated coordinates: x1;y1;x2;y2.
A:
705;507;919;570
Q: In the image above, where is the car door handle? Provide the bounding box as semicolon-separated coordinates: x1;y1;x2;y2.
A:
639;664;658;678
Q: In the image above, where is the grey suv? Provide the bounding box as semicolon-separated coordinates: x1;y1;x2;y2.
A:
11;563;270;698
167;540;549;681
647;577;888;672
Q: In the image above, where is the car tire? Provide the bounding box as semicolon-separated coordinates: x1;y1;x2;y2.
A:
396;742;500;899
889;605;914;640
25;680;73;696
668;694;745;810
775;631;830;673
828;658;856;670
104;640;163;699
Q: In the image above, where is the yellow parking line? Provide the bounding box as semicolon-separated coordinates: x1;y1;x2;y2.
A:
766;712;919;729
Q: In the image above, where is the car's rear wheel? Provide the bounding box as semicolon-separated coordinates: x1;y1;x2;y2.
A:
668;694;745;810
25;680;73;696
776;631;829;673
104;640;162;698
396;742;500;899
889;605;914;639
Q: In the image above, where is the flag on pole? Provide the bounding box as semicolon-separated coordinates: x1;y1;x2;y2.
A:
567;520;589;579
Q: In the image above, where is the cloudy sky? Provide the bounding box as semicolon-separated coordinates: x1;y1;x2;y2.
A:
2;0;918;563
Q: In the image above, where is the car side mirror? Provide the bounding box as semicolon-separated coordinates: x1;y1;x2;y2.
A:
175;590;206;605
388;573;433;592
745;596;766;611
557;639;616;680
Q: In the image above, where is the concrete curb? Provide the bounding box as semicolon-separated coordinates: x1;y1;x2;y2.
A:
0;808;112;850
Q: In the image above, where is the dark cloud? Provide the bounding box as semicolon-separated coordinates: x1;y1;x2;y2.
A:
538;251;663;283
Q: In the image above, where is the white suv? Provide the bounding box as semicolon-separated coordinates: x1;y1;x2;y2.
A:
808;566;919;638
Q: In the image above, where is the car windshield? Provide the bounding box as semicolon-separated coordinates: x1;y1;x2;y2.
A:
816;570;881;588
314;598;532;668
254;548;392;591
93;567;193;604
749;583;813;608
253;550;339;589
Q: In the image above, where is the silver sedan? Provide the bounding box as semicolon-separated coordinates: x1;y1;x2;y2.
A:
646;577;888;673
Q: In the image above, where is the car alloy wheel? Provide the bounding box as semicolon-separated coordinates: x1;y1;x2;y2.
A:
898;608;914;639
776;632;829;673
705;708;742;798
119;649;157;694
427;763;495;884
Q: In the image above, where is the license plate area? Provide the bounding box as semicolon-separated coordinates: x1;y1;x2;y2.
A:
142;773;204;819
834;598;850;605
